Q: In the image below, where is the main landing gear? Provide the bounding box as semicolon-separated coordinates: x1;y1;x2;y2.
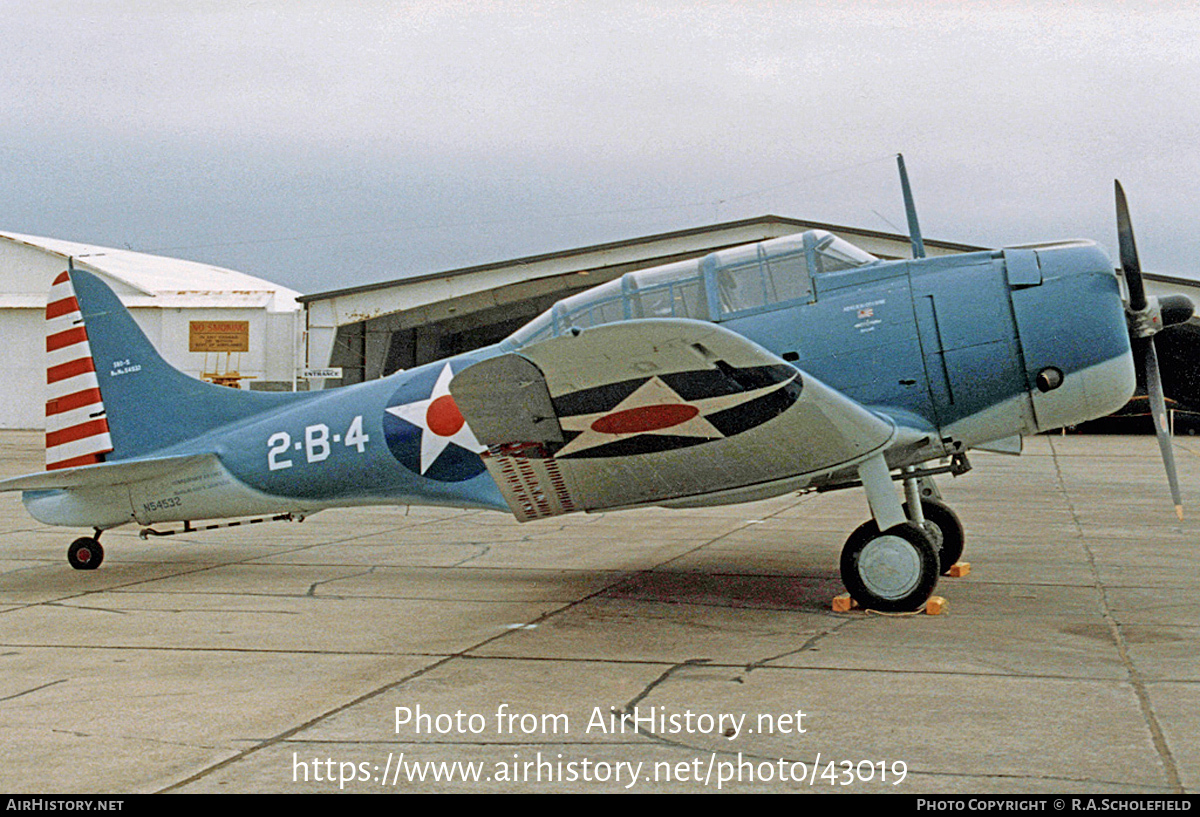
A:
838;457;967;612
67;530;104;570
907;496;965;574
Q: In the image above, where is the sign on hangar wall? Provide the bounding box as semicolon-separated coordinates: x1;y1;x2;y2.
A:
189;321;250;353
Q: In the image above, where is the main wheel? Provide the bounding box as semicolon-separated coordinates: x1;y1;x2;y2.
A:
840;520;939;612
67;537;104;570
904;497;964;574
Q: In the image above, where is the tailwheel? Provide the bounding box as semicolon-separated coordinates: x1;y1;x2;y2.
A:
67;537;103;570
903;496;965;575
840;520;939;612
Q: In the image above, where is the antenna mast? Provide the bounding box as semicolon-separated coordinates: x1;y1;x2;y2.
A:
897;154;926;259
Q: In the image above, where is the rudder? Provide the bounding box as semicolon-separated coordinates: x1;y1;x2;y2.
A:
45;270;114;469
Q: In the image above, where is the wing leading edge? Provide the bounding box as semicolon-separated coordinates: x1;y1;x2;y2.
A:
451;319;896;521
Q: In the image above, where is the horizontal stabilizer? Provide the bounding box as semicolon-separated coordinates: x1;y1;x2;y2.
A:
452;319;895;521
0;453;217;492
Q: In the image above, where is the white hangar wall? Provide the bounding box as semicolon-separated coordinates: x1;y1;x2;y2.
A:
0;306;46;431
0;232;302;430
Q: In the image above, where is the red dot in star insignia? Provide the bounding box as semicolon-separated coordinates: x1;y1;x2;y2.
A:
426;395;466;437
590;404;700;435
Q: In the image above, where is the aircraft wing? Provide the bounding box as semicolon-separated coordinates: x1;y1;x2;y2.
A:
451;318;896;521
0;453;217;492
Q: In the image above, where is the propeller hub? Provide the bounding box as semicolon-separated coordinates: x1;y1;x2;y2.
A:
1126;297;1166;339
1126;294;1194;339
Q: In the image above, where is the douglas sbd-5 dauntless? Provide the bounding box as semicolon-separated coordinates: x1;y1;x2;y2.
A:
2;158;1192;612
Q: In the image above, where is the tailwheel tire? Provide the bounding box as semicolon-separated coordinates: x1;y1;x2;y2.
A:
903;496;965;575
840;520;939;613
67;537;103;570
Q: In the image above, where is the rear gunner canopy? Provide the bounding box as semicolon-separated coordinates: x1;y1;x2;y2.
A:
506;230;879;347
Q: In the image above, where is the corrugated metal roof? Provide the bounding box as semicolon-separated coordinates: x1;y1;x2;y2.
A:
0;232;300;311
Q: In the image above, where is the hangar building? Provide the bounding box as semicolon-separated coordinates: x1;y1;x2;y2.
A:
0;232;301;429
299;216;980;387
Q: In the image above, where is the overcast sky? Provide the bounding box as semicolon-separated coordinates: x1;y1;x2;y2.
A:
4;1;1200;294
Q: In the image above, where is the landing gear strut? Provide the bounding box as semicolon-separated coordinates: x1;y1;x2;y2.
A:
900;466;965;574
905;496;964;574
67;531;104;570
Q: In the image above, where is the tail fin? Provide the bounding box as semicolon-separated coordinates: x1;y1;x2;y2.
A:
47;268;306;465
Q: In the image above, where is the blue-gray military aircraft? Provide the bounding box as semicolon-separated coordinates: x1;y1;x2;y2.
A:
1;158;1192;612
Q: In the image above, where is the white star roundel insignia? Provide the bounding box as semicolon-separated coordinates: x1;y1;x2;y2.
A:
382;363;486;482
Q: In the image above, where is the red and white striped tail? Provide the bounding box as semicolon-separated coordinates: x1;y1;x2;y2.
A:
45;270;113;470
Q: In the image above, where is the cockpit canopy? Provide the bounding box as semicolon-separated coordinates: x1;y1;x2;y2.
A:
507;230;878;347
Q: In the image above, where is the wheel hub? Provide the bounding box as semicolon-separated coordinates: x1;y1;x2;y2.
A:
856;534;922;600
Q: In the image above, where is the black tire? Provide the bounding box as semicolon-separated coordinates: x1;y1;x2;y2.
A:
840;520;939;612
67;537;103;570
904;497;964;574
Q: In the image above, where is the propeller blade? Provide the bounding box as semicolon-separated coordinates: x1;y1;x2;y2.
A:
1138;336;1184;520
1115;180;1147;311
1118;180;1184;519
